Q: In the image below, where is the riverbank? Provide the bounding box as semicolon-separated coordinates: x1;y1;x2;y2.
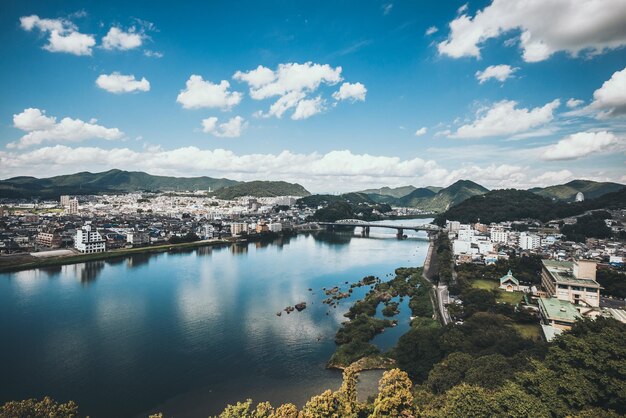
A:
0;239;232;273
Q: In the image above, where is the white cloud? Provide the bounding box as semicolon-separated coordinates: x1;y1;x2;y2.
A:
475;64;518;83
530;170;574;185
292;97;325;120
425;26;438;36
332;82;367;102
457;3;469;14
233;62;344;119
383;3;393;15
1;145;623;192
541;131;623;160
566;98;584;108
143;50;163;58
588;66;626;118
13;108;56;131
177;76;242;110
415;127;428;136
96;72;150;93
451;99;560;139
8;108;123;149
201;116;247;137
102;27;143;50
438;0;626;62
20;14;95;56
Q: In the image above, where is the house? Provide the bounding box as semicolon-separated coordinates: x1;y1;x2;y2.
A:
499;270;520;292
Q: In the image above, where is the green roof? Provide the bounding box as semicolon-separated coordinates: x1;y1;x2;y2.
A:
539;297;580;323
541;260;600;288
499;270;519;285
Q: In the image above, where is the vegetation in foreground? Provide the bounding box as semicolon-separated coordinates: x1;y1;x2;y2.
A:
4;318;623;418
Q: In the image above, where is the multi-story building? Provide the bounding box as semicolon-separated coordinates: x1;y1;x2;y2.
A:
126;231;150;245
268;222;282;233
60;195;71;207
67;199;79;215
519;232;541;250
230;222;248;236
490;228;508;244
75;224;106;253
541;259;601;308
35;231;62;248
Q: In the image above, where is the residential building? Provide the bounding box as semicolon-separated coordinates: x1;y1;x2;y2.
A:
519;232;541;250
35;231;62;248
230;222;248;236
490;228;508;244
127;231;150;245
75;224;106;253
67;199;79;215
541;259;601;308
60;195;71;207
268;222;282;233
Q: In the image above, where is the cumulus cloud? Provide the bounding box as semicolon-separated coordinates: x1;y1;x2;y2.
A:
451;99;560;139
530;169;574;185
96;72;150;93
332;82;367;102
587;66;626;118
177;76;242;110
8;108;123;149
143;50;163;58
234;62;352;119
475;64;518;83
541;131;623;160
20;14;95;55
102;27;143;50
425;26;438;36
201;116;247;137
566;98;584;108
415;127;428;136
438;0;626;62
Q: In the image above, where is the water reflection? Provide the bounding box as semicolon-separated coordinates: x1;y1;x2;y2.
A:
73;261;105;285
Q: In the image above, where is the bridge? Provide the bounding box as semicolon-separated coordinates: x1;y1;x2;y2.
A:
318;219;441;239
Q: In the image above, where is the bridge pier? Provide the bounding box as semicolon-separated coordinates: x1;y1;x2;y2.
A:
396;228;404;239
361;226;370;236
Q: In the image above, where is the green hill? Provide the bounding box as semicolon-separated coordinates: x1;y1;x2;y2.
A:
0;169;238;199
531;180;625;201
359;185;417;198
297;192;374;208
434;187;626;225
399;180;488;212
211;180;310;199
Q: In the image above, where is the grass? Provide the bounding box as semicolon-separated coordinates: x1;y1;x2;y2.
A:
513;323;543;341
471;279;523;305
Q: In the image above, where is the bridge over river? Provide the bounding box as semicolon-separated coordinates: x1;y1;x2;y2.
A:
318;219;441;239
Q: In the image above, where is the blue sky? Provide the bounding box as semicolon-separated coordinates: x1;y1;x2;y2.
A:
1;0;625;192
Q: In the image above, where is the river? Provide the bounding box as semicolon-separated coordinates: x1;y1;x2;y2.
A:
0;218;432;417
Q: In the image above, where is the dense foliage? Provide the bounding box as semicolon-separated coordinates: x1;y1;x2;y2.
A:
0;397;79;417
309;200;391;223
211;180;310;199
433;233;452;285
434;188;626;225
597;268;626;298
561;211;613;241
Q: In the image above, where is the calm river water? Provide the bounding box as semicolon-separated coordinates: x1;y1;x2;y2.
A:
0;218;431;417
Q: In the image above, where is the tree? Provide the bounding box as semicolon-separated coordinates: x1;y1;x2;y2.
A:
269;403;298;418
491;382;550;418
396;326;444;382
0;397;79;418
426;352;473;394
370;369;416;418
301;390;341;418
437;384;496;418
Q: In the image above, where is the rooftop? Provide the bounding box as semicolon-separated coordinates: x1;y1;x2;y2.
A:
541;259;600;288
539;297;580;323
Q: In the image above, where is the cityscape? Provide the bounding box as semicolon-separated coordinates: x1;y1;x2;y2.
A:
1;1;626;418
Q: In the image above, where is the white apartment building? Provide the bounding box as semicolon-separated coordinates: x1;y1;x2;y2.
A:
490;228;508;244
75;224;106;253
199;224;215;239
519;232;541;250
268;222;283;233
541;260;601;309
67;199;79;215
60;195;71;207
127;231;150;245
457;225;474;242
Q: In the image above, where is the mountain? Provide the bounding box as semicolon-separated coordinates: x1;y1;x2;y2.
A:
297;192;374;208
359;185;417;198
434;187;626;225
531;180;625;201
398;180;489;212
210;181;310;199
0;169;239;199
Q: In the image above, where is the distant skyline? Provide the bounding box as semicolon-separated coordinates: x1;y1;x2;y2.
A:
1;0;625;192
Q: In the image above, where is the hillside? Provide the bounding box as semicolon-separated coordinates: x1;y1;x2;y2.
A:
434;187;626;225
359;185;417;198
531;180;625;201
211;180;310;199
0;169;238;199
398;180;489;212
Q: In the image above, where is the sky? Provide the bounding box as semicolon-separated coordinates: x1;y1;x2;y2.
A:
0;0;625;193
